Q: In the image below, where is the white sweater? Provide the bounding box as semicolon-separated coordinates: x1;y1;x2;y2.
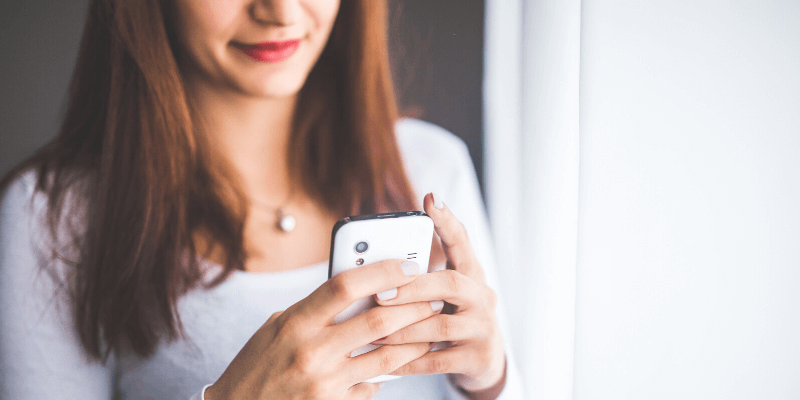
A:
0;118;526;400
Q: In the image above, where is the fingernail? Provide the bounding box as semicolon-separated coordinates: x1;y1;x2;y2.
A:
377;287;397;301
379;382;386;389
430;300;444;312
431;192;444;209
401;260;420;276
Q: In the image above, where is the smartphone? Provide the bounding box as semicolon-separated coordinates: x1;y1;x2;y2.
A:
328;211;435;383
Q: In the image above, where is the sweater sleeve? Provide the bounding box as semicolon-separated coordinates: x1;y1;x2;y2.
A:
0;173;116;399
422;137;527;399
188;384;213;400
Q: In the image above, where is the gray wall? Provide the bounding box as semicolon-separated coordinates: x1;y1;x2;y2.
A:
0;1;485;190
0;0;89;175
390;0;485;189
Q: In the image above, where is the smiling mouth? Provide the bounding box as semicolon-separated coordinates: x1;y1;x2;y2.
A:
233;39;301;63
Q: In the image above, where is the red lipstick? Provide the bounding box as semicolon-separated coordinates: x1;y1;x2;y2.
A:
234;39;301;63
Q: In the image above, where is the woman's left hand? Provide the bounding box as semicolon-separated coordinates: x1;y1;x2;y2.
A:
371;192;507;394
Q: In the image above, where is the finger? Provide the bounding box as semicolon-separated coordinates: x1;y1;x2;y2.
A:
347;382;383;399
328;300;440;354
388;346;469;377
423;193;485;282
374;269;488;309
293;259;422;324
370;313;483;345
345;342;433;385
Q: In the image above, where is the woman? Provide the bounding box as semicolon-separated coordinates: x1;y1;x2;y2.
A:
0;0;523;399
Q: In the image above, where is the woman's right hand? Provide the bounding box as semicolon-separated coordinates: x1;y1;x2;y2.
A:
204;259;439;400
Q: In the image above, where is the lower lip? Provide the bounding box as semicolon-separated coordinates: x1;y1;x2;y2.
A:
235;39;301;63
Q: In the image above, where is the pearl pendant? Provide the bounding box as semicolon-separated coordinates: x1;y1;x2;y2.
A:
276;209;296;233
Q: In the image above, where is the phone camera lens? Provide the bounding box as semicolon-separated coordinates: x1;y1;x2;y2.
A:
354;241;369;254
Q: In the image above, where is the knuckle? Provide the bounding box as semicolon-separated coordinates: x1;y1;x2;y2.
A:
395;327;410;343
487;321;501;342
436;316;453;339
263;310;285;331
266;311;285;328
456;222;470;242
444;270;462;294
279;314;306;337
485;287;498;309
404;279;420;297
476;347;495;369
328;274;355;302
365;311;388;335
426;356;449;374
292;346;322;374
378;352;398;372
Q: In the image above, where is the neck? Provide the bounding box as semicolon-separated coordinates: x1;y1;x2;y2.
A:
189;82;298;205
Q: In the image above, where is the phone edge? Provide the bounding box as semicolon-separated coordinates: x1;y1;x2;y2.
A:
327;211;429;279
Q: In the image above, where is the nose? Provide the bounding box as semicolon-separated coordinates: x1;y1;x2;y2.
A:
251;0;301;26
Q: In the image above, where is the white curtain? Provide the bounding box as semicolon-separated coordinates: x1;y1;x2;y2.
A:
485;1;800;399
484;1;580;399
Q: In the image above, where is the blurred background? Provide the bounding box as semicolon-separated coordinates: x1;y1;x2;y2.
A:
3;1;800;399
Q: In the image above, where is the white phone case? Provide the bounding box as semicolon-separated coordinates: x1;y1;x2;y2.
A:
328;211;434;383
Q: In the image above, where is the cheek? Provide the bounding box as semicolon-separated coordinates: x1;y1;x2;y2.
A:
307;0;340;32
173;0;242;54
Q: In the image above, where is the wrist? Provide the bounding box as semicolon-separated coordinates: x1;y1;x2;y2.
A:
203;383;218;400
449;355;507;400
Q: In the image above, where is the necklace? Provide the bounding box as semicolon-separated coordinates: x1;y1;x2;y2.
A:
250;190;297;233
275;208;297;233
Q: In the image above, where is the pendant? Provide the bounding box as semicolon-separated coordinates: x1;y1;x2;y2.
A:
276;209;296;233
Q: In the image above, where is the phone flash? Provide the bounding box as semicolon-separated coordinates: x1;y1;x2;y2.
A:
356;258;364;266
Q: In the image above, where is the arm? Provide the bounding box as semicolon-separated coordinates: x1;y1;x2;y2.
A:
0;173;116;399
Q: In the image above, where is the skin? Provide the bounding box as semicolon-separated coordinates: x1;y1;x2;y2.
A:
169;0;507;398
172;0;341;272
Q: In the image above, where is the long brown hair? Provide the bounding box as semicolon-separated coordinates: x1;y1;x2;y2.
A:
0;0;425;361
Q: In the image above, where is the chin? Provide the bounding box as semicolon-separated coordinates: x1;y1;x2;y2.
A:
242;75;308;99
256;86;304;100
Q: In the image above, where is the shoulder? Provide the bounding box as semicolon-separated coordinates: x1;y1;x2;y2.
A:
0;168;65;316
1;167;88;322
1;169;40;227
395;117;472;167
1;169;55;272
1;167;88;265
394;118;477;202
1;167;87;226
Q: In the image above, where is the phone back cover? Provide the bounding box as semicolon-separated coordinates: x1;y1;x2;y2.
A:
329;215;434;358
